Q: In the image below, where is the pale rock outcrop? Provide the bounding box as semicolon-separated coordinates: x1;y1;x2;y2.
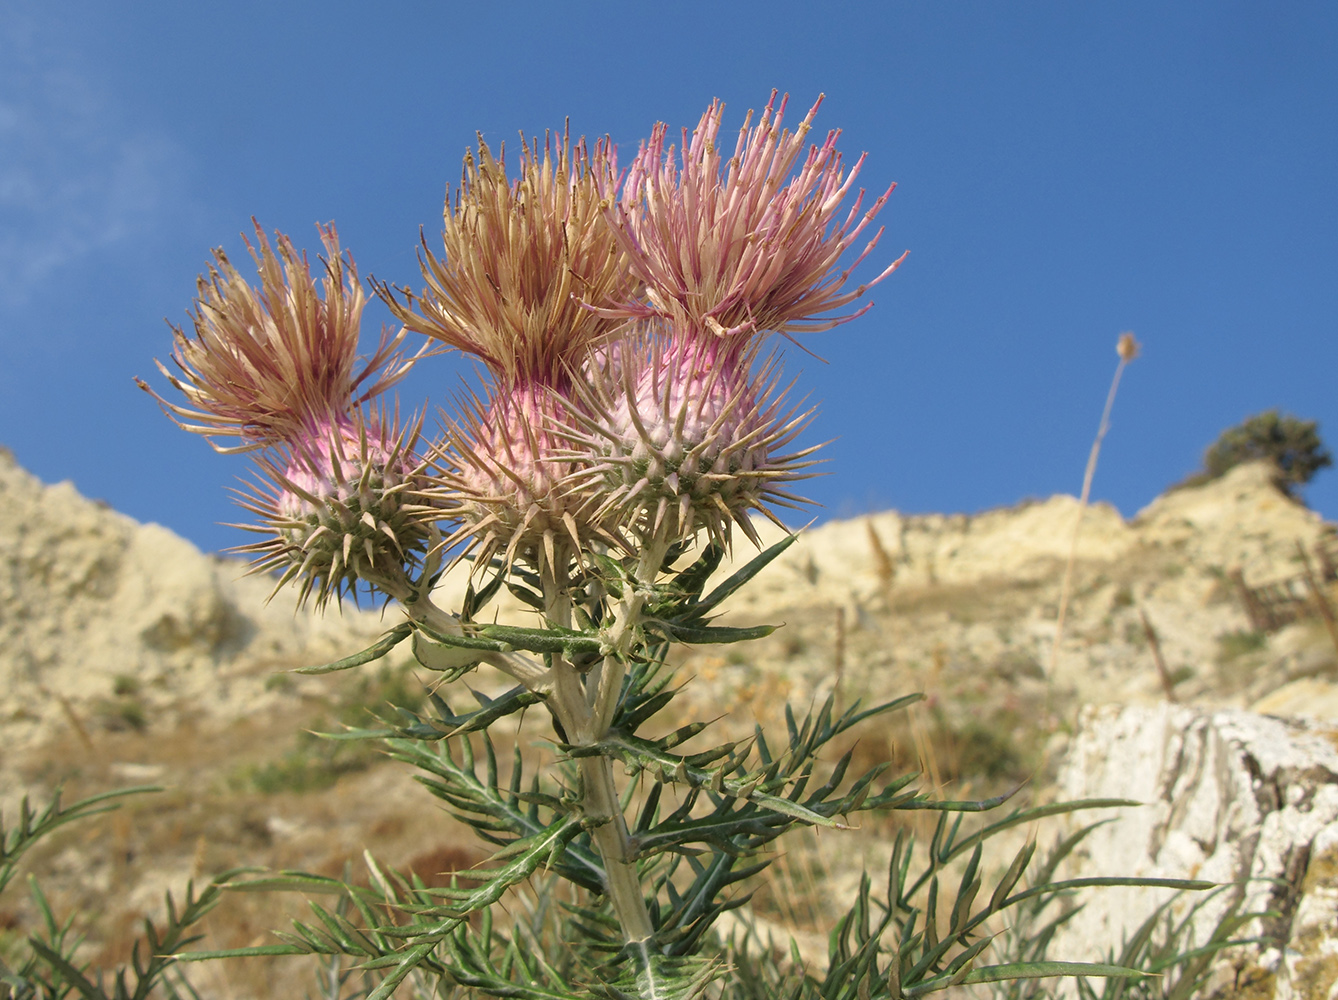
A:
705;461;1327;621
0;448;387;757
437;460;1324;619
1052;703;1338;999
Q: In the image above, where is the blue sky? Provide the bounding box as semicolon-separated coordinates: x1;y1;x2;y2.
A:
3;1;1336;554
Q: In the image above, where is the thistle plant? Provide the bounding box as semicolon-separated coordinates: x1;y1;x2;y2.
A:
135;93;1220;999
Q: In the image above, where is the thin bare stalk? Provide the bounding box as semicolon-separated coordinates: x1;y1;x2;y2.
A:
1048;332;1140;681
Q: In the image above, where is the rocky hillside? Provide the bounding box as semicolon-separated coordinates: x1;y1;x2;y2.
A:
4;448;1337;997
6;445;1330;761
0;447;387;754
436;458;1338;750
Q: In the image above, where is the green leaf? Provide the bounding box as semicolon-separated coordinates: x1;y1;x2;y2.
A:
508;581;548;611
2;785;161;896
221;872;359;895
691;534;797;617
596;947;720;1000
416;686;546;740
462;568;507;619
364;940;437;1000
416;619;605;656
414;621;513;652
296;622;413;674
934;960;1149;989
584;733;846;830
411;629;481;676
177;945;306;960
387;736;608;893
477;623;605;656
1003;877;1216;909
668;544;726;604
25;938;102;999
652;622;779;645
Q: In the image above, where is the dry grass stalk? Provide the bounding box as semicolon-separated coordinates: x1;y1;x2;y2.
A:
1296;540;1338;658
832;606;846;697
1048;331;1140;679
866;518;896;588
1139;607;1178;702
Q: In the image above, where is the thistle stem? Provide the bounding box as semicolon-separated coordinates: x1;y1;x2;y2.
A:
543;552;658;948
580;754;656;943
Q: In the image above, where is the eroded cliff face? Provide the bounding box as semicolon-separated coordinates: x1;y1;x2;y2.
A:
8;447;1324;755
0;447;387;757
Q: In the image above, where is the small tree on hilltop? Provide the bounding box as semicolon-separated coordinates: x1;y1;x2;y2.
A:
1199;409;1332;496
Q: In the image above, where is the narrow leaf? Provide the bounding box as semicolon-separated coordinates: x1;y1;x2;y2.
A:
693;534;798;615
296;623;413;674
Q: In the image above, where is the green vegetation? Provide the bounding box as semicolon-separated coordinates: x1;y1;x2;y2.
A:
1186;409;1332;496
238;739;378;795
1216;628;1268;662
111;674;141;696
236;662;427;794
92;696;147;732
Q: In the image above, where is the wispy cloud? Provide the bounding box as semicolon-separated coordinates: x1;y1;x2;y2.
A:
0;4;191;308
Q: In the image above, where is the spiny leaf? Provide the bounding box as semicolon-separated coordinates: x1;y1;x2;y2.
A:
366;685;544;742
462;567;507;619
178;945;306;961
1003;877;1216;909
574;734;846;829
364;940;437;1000
691;533;797;617
296;622;413;674
478;623;605;655
918;960;1150;992
651;622;779;645
667;544;725;605
413;620;513;653
595;947;720;1000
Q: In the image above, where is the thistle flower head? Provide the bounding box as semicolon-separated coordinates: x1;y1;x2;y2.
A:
569;326;817;548
607;92;907;351
140;222;418;452
389;130;637;390
234;406;434;608
429;381;613;579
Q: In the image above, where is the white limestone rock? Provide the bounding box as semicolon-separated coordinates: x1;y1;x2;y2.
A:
1051;703;1338;999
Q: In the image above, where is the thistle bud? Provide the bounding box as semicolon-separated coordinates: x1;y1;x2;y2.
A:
431;382;610;578
236;408;433;607
571;329;815;548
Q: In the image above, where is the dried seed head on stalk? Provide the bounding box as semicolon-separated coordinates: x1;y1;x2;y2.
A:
604;91;907;349
233;406;435;608
139;221;418;452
